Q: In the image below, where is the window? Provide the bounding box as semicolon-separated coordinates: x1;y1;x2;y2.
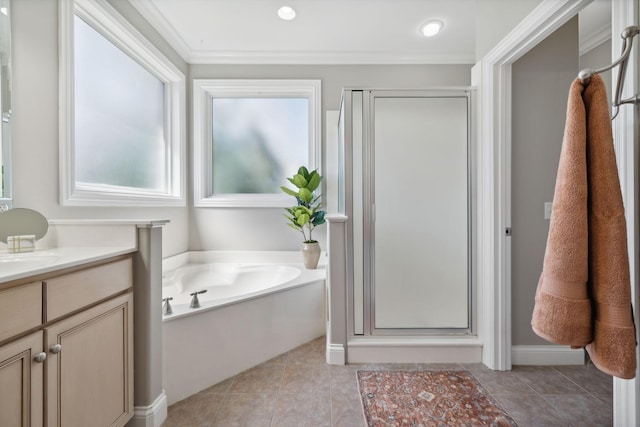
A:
59;0;185;206
193;79;321;207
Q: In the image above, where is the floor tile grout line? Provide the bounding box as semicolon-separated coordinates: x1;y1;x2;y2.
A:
471;370;527;426
269;346;293;427
551;365;593;394
472;368;575;427
552;364;616;407
211;392;231;424
523;369;590;427
328;364;335;427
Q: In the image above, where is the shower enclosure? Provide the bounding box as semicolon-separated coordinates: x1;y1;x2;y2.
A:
332;88;478;362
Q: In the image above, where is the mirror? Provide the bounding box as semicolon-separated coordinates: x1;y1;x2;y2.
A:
0;0;11;202
0;208;49;242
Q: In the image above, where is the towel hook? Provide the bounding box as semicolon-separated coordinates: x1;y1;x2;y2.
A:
578;25;640;120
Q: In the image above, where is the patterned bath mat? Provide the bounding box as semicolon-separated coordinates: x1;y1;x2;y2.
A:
357;370;517;427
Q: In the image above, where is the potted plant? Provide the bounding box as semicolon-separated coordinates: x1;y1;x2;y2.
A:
281;166;326;269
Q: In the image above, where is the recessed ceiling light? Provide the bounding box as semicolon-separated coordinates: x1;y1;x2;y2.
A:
277;6;296;21
421;20;443;37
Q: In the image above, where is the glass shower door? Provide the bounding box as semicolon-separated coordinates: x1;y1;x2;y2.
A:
368;92;470;332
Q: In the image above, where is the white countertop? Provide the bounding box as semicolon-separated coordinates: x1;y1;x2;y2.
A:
0;246;136;284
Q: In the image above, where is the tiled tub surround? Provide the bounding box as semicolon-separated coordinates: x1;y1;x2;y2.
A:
162;251;327;405
165;337;613;427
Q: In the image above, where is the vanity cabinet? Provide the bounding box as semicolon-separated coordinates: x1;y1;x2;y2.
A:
0;331;44;426
46;293;133;427
0;255;134;427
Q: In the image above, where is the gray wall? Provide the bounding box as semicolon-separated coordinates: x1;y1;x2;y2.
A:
188;64;472;251
11;0;190;257
511;17;579;346
580;40;613;105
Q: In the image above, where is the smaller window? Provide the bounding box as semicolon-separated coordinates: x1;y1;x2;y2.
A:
193;79;321;207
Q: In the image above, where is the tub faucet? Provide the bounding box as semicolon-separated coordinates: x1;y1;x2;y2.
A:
190;290;207;309
162;297;173;315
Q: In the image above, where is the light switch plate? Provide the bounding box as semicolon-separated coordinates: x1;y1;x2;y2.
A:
544;202;553;220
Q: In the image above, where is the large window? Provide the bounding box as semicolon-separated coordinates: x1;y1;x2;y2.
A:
60;0;185;206
193;79;321;207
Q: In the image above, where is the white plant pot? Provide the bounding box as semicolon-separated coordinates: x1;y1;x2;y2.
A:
301;242;321;269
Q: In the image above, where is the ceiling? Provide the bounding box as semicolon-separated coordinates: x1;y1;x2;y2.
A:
130;0;611;65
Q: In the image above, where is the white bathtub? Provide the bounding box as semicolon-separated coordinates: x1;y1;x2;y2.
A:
161;251;326;405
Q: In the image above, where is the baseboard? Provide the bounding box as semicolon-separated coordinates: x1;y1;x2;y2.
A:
511;345;585;365
346;337;483;364
127;391;168;427
326;343;346;365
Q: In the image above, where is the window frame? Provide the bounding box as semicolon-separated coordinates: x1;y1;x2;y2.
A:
59;0;185;206
193;79;321;208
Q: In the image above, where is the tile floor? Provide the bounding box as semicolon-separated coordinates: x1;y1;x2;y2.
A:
163;336;613;427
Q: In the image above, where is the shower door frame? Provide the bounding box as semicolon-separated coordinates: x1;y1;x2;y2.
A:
352;88;476;337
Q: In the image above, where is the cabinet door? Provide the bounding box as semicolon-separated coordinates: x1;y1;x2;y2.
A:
46;293;133;427
0;331;44;427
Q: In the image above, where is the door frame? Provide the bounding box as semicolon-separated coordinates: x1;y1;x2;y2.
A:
477;0;590;371
478;0;638;424
611;1;639;424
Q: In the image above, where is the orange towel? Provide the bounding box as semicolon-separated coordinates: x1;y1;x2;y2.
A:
532;74;636;379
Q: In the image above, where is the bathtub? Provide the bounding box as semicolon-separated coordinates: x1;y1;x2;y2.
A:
161;251;326;405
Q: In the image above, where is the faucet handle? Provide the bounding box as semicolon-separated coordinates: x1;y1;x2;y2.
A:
162;297;173;315
189;290;207;309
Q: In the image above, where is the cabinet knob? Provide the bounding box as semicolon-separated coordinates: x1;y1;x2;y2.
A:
34;352;47;363
50;344;62;354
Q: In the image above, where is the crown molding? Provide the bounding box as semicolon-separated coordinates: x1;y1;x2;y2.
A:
580;22;611;56
186;50;476;65
129;0;191;61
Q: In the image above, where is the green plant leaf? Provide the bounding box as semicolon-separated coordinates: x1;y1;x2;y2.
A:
282;166;326;241
298;188;313;204
307;171;321;192
292;174;307;188
311;210;326;226
287;223;302;232
298;166;309;180
281;186;299;198
296;212;310;226
284;217;299;228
